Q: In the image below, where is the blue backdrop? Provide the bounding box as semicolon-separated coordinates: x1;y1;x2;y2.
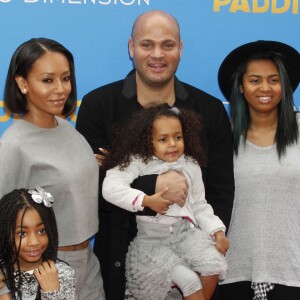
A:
0;0;299;136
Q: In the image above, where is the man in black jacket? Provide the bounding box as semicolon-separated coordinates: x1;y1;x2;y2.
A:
76;10;234;300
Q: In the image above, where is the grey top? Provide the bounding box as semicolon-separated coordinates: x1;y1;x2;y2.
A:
0;117;99;246
0;261;76;299
221;115;300;287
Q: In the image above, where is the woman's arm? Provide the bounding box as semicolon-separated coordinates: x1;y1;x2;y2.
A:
0;139;23;198
0;273;11;300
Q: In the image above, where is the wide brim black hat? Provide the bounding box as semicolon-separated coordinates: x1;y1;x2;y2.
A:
218;40;300;101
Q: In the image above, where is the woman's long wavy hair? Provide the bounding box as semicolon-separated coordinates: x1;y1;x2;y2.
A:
230;51;298;158
0;189;58;300
103;105;207;171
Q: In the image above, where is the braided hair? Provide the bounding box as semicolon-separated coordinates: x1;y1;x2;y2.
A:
0;188;58;300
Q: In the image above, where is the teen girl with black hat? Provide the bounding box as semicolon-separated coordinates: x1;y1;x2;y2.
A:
218;40;300;300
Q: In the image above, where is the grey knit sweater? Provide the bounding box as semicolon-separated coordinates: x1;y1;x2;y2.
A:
221;114;300;287
0;117;99;246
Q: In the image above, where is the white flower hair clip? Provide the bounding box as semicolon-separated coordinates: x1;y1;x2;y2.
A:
170;107;180;115
28;187;54;208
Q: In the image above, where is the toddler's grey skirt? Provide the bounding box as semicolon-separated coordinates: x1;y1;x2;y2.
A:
126;218;227;300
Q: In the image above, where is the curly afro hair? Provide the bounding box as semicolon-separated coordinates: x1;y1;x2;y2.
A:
103;104;207;171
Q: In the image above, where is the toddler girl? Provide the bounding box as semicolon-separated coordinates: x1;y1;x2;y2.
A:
102;105;229;300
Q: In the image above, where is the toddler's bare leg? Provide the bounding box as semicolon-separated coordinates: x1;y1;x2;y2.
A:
200;274;218;300
184;289;205;300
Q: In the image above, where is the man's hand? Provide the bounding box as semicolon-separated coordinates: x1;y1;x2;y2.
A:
95;147;109;167
142;189;173;215
156;170;188;207
34;260;60;292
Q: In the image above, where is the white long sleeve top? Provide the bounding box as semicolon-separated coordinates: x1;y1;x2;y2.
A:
103;155;225;235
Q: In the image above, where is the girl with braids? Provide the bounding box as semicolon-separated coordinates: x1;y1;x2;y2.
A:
102;105;229;300
0;38;104;299
0;188;75;300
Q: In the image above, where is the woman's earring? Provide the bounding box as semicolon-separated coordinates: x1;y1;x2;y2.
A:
23;88;27;94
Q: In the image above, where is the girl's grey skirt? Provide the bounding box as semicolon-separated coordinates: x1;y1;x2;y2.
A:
126;218;227;300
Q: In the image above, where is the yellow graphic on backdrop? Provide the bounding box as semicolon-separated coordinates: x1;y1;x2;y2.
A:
214;0;298;13
0;101;11;122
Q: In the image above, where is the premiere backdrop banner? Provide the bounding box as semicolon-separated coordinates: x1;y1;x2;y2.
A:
0;0;299;136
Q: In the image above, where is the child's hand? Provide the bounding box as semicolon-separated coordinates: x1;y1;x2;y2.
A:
142;189;173;214
34;260;60;292
214;231;229;255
